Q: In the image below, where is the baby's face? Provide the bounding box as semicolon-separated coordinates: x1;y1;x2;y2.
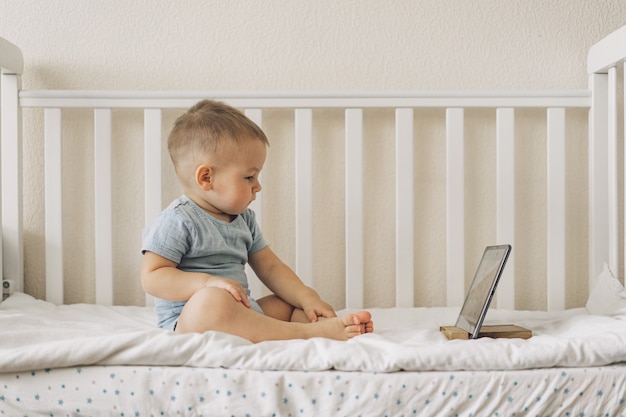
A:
201;138;266;221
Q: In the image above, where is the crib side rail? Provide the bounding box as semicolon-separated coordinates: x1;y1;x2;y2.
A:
1;36;24;296
17;89;590;309
588;24;626;288
19;89;590;109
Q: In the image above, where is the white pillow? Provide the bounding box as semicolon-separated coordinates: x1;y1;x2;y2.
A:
586;263;626;315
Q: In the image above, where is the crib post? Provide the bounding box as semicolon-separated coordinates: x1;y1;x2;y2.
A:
1;72;24;293
587;23;626;287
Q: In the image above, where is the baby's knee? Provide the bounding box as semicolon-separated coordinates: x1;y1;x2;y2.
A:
177;287;237;332
193;286;229;307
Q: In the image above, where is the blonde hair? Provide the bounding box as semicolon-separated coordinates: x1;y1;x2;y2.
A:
168;99;269;184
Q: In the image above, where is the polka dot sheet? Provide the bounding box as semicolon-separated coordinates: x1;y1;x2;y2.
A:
2;365;626;416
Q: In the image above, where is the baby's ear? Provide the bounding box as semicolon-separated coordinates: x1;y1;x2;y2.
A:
195;165;213;190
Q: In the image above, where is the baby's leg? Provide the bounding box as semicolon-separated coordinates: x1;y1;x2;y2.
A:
176;287;371;342
258;294;374;333
257;294;312;323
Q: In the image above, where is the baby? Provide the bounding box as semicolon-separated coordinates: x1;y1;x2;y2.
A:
141;99;373;342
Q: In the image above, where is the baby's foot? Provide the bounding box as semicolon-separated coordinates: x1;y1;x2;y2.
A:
351;310;374;334
311;310;372;340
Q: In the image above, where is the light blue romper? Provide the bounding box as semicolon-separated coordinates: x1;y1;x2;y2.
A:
141;195;267;330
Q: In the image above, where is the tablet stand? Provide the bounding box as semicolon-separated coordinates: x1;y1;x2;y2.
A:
440;325;532;340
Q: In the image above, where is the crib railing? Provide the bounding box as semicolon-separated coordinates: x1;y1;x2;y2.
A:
587;23;626;288
8;89;591;309
2;22;625;310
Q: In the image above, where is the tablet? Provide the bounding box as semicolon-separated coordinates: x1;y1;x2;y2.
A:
454;244;512;339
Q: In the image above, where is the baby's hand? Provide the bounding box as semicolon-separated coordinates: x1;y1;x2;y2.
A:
205;277;251;308
302;298;337;322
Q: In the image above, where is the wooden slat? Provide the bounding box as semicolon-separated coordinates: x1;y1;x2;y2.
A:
395;108;414;307
547;108;566;310
445;108;465;306
244;108;264;299
143;109;162;224
1;73;23;292
588;73;609;285
496;108;515;309
143;108;162;306
94;109;113;305
244;109;264;225
295;109;313;287
622;64;626;276
345;108;364;309
44;108;64;304
607;67;619;276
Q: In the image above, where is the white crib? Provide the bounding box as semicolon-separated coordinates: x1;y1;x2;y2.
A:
1;23;626;417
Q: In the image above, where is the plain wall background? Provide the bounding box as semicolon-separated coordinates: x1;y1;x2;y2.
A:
1;0;625;308
2;1;624;91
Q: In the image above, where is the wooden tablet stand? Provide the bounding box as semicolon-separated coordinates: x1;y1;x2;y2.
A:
440;325;532;340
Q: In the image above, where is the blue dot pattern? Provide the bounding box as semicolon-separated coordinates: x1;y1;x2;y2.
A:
1;365;626;416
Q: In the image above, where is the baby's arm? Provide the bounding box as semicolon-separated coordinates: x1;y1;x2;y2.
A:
141;251;251;307
248;246;335;322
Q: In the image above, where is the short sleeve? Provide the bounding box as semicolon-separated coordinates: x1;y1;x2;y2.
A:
243;209;266;255
141;208;192;264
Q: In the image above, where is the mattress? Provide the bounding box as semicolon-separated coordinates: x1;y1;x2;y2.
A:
3;266;626;415
0;292;623;372
3;275;626;374
3;363;626;416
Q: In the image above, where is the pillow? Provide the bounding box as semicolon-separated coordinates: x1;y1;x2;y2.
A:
586;263;626;315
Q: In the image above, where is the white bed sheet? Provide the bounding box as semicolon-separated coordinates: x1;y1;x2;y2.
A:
2;291;626;374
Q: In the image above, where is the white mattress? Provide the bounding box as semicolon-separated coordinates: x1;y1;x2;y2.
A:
2;268;626;416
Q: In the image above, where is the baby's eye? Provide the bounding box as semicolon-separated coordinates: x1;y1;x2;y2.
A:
245;176;255;181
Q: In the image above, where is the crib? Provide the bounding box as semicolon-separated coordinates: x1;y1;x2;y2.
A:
1;22;626;416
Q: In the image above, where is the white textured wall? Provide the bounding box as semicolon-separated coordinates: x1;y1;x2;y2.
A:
1;0;625;308
2;1;625;91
